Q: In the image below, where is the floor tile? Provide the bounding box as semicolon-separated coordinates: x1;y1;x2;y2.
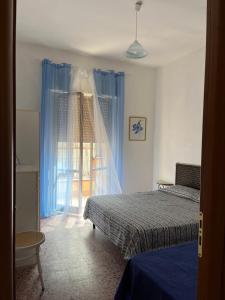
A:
16;215;126;300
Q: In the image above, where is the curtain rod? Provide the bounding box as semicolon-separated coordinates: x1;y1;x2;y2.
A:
42;59;125;75
49;89;118;100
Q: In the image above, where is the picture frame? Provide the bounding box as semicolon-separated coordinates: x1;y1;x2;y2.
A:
129;116;147;141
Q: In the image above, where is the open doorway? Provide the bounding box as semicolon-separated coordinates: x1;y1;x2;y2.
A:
11;0;223;300
2;0;225;299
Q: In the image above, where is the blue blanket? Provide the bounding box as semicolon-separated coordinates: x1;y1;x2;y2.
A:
115;241;198;300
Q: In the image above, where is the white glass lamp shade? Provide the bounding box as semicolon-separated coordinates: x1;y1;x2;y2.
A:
126;40;148;59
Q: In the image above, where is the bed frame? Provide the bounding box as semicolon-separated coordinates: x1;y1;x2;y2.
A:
175;163;201;190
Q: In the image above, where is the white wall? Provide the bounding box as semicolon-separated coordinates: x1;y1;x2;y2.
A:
16;110;39;167
153;49;205;186
16;42;156;193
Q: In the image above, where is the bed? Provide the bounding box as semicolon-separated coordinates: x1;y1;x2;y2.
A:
83;163;201;259
115;241;198;300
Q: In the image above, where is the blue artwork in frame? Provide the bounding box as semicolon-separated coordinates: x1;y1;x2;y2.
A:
129;116;147;141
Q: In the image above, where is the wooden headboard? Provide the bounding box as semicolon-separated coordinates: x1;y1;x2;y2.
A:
175;163;201;190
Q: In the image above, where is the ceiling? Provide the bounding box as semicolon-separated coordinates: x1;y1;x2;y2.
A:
17;0;207;67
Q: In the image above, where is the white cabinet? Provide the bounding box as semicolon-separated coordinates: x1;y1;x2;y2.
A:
16;110;40;266
16;166;40;266
16;166;39;232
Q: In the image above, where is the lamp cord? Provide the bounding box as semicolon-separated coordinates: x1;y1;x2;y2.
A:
135;10;138;40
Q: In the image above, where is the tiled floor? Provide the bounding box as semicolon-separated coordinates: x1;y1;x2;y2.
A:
16;214;126;300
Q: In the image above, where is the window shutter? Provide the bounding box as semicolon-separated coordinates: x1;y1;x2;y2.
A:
82;95;94;143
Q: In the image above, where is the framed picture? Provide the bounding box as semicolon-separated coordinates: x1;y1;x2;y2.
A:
129;116;147;141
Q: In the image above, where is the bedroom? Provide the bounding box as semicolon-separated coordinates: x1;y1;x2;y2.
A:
14;0;206;299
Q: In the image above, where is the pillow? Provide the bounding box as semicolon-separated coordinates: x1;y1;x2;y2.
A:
162;185;200;203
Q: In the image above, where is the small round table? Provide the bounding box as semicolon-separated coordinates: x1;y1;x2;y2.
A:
16;231;45;293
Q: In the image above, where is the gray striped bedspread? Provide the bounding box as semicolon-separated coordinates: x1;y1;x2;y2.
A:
83;188;199;259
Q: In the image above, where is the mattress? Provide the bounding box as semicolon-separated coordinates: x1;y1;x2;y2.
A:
83;186;199;259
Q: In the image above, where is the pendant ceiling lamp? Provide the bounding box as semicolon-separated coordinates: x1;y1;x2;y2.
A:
126;0;148;59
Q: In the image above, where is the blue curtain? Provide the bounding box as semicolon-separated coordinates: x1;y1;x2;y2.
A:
40;59;72;218
93;69;125;188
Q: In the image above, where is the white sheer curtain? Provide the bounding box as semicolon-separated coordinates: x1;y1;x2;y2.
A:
88;72;122;195
52;70;86;215
66;69;122;212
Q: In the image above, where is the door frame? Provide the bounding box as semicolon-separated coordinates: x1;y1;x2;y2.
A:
198;0;225;299
0;0;16;299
